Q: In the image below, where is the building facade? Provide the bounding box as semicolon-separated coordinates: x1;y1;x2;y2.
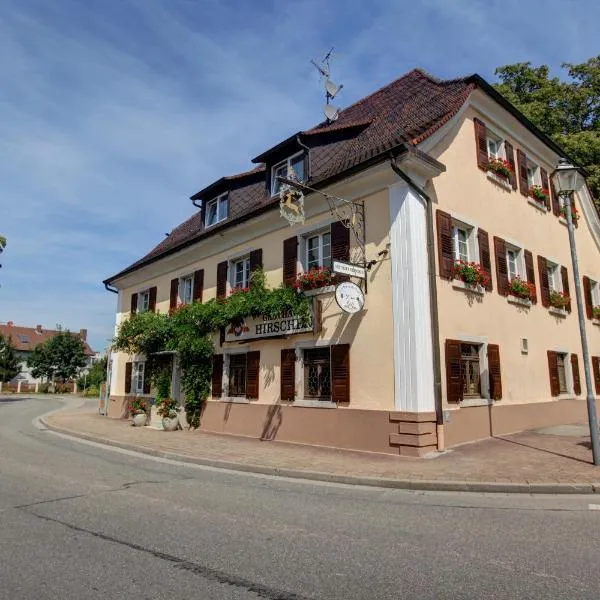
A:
104;69;600;455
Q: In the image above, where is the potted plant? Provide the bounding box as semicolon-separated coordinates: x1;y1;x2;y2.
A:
295;267;336;292
549;290;570;310
529;185;550;206
157;397;180;431
129;397;148;427
487;157;514;180
559;204;580;222
453;261;490;289
508;277;535;301
593;306;600;320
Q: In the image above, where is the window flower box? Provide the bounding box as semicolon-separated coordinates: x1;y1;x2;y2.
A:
529;185;549;206
487;157;514;180
295;267;336;292
559;205;580;222
229;286;250;296
508;277;535;301
453;261;490;289
593;306;600;320
549;289;570;310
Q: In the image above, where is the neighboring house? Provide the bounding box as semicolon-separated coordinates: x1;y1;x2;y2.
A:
0;322;95;384
104;68;600;455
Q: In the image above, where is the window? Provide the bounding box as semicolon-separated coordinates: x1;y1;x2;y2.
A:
526;160;539;186
506;244;524;281
205;193;228;227
547;263;560;292
232;257;250;290
487;133;503;159
461;343;481;398
179;276;193;305
228;354;247;397
556;353;568;394
591;280;600;307
271;153;305;196
133;362;145;394
138;290;150;313
306;231;331;270
453;227;470;262
303;348;331;400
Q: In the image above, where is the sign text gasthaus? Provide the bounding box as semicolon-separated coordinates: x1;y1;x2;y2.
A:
224;311;313;342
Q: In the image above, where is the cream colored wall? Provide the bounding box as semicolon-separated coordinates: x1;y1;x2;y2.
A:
110;181;394;411
429;101;600;407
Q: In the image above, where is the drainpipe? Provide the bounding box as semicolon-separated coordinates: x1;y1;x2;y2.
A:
389;159;444;450
192;198;202;209
104;283;118;294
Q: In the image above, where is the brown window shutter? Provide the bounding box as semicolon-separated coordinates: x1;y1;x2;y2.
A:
583;276;593;319
211;354;223;398
571;354;581;395
540;168;551;211
516;149;529;197
125;362;132;394
547;351;560;397
487;344;502;400
331;220;350;262
524;250;537;304
169;278;179;311
280;349;296;400
561;266;571;312
130;293;138;315
216;261;228;300
477;229;493;291
473;118;488;171
312;298;323;335
331;344;350;404
148;286;157;312
504;141;517;190
282;236;298;287
436;210;454;280
538;256;550;307
249;249;263;288
246;351;260;399
592;357;600;394
445;339;463;403
551;181;560;216
143;364;151;394
493;237;509;296
193;269;204;302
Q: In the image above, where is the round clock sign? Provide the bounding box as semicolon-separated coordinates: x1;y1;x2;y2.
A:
335;281;365;314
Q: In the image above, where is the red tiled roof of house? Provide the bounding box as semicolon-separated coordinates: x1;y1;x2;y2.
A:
106;69;476;283
0;323;95;355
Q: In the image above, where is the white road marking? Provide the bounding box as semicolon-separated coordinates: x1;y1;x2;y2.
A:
588;504;600;510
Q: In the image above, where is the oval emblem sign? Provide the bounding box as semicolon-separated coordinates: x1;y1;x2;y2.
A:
335;281;365;314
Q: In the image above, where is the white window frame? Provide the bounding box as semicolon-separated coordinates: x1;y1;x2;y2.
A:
591;279;600;308
526;159;540;187
204;192;229;228
133;361;145;395
271;151;305;197
547;261;561;293
451;218;477;264
221;346;251;402
451;335;491;406
230;255;251;290
292;340;337;408
486;130;504;160
550;348;574;397
138;290;150;313
179;275;193;305
505;243;525;281
304;228;332;271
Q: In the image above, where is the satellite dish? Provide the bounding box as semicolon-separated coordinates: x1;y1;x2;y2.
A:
325;79;343;99
324;104;339;122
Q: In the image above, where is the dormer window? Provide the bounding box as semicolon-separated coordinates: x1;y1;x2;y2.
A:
271;152;305;196
205;193;228;228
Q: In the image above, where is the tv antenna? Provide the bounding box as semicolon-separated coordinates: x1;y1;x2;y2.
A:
310;47;343;123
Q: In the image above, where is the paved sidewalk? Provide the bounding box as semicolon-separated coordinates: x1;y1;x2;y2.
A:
43;401;600;493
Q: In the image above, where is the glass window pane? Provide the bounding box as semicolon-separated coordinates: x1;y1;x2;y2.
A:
487;138;498;158
272;163;287;195
507;250;517;279
206;201;217;226
547;267;556;291
290;155;304;182
218;196;228;221
455;229;468;262
322;232;331;267
307;236;319;270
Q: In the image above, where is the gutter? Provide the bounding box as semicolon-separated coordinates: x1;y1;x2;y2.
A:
389;158;444;442
104;282;118;294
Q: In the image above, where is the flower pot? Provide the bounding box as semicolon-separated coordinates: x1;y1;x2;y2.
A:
132;413;147;427
162;416;179;432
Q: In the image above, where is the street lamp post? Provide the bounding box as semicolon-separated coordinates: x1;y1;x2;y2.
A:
552;158;600;466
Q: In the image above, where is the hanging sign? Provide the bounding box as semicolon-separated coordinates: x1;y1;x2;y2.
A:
224;311;313;342
333;260;366;279
279;186;305;225
335;281;365;314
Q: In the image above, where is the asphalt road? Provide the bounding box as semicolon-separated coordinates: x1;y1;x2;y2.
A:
1;397;600;600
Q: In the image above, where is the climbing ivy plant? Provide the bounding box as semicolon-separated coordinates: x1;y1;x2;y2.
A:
112;270;311;428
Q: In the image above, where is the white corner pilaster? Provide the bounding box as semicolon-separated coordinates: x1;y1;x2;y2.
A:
389;181;435;413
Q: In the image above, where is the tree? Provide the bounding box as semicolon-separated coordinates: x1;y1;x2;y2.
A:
77;356;107;390
0;334;20;382
494;57;600;202
28;331;87;383
0;235;5;273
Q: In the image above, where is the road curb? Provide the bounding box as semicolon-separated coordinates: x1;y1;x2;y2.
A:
40;417;600;495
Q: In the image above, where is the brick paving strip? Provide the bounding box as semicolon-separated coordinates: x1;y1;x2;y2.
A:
40;401;600;494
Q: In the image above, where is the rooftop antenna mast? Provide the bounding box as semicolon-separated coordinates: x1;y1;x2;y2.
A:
310;47;343;123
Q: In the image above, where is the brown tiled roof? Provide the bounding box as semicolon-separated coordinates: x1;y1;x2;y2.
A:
0;323;95;355
106;69;475;283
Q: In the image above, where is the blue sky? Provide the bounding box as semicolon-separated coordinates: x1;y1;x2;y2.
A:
1;0;598;351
